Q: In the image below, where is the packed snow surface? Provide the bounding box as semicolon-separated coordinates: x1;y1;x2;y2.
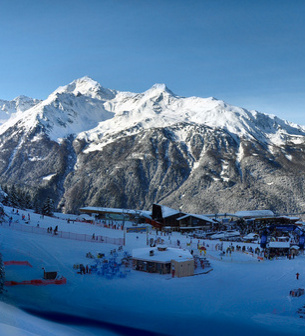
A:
1;206;305;335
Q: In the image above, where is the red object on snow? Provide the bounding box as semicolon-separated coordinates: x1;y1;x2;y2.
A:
4;277;67;286
145;218;162;229
4;261;32;267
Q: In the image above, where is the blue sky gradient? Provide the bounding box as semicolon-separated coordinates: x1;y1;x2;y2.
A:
0;0;304;124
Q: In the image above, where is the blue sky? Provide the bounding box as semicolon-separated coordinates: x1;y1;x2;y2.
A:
0;0;304;124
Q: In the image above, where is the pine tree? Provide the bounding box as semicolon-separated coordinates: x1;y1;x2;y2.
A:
34;199;42;214
42;197;54;216
16;188;26;209
10;185;20;208
24;192;32;209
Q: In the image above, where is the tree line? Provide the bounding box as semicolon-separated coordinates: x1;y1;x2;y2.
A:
1;185;55;216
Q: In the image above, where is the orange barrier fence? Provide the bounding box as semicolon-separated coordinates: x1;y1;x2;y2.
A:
4;261;32;267
5;277;67;286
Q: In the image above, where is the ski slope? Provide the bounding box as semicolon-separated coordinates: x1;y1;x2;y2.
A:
0;207;305;335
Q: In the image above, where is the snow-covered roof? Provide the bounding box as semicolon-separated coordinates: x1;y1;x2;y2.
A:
177;213;214;223
80;207;151;217
268;242;290;248
132;247;193;263
156;204;181;218
77;214;93;220
243;233;259;240
234;210;275;218
279;216;300;221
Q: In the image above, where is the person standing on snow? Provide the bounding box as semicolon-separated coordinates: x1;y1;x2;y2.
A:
171;264;175;278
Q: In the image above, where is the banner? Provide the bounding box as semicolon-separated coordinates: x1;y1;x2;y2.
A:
5;277;67;286
299;235;305;249
126;227;147;233
260;234;267;248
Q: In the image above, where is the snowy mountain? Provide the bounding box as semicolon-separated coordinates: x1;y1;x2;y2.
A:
1;76;305;214
0;95;41;124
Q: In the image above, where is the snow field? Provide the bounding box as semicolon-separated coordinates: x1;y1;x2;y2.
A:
0;207;305;335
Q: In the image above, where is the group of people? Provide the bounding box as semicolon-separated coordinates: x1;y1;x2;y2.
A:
79;264;90;274
12;209;31;222
47;225;58;235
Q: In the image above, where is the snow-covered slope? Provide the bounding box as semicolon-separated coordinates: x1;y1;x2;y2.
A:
0;95;41;124
0;76;305;148
80;89;305;152
1;207;305;336
0;78;115;141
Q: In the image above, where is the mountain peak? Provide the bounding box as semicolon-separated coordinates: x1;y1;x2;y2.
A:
52;76;116;100
145;83;175;96
13;95;33;101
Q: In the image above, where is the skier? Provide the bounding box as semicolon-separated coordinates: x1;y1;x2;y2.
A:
296;273;300;280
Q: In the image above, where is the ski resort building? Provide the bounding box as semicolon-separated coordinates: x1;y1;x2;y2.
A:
234;210;275;219
132;246;194;277
151;204;184;228
79;207;150;223
151;204;216;231
176;214;216;231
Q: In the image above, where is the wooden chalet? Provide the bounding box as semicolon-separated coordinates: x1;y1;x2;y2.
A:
151;204;185;229
176;214;216;231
